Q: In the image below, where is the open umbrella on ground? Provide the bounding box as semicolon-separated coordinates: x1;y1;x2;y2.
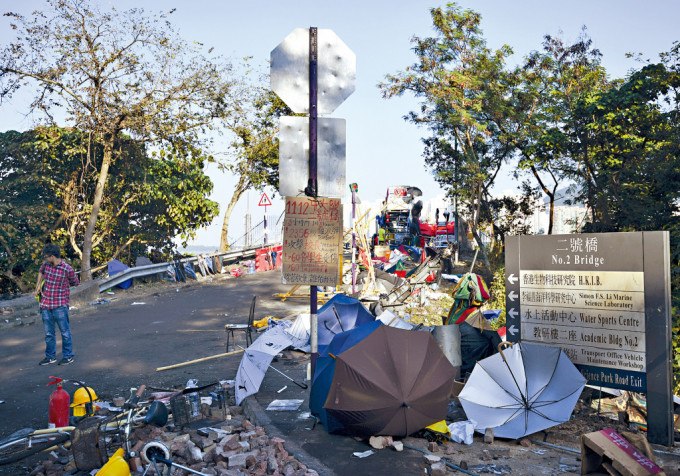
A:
322;325;457;437
458;341;586;439
235;323;307;405
376;310;414;330
318;294;361;314
317;299;375;348
310;321;383;433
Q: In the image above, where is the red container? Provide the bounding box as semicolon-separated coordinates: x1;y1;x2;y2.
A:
48;383;70;428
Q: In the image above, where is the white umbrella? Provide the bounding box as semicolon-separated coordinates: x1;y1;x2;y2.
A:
458;341;586;439
235;323;307;404
376;310;414;330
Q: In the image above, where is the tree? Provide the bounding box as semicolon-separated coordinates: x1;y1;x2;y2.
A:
0;130;63;293
572;59;680;231
0;127;218;293
217;81;292;251
503;31;610;233
0;0;232;280
379;3;513;268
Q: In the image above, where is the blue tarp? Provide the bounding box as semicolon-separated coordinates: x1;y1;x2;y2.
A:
107;259;132;289
183;262;197;280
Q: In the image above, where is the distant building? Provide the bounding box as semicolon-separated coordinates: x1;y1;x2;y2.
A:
543;190;590;234
492;188;590;236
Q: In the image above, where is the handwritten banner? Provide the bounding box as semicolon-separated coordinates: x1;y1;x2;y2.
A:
282;197;342;285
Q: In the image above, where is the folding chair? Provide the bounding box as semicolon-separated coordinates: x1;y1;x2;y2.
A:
225;295;256;352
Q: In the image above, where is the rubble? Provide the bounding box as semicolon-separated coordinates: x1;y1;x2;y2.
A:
25;407;320;476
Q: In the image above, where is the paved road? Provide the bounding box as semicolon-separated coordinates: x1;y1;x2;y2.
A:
0;271;307;438
0;271;434;476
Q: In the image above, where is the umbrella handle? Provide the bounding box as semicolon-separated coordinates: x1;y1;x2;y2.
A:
497;341;513;361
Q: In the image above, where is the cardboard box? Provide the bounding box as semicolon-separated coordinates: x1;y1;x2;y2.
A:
581;428;665;476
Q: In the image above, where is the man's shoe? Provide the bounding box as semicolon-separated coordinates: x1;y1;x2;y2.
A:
58;357;74;365
39;357;57;366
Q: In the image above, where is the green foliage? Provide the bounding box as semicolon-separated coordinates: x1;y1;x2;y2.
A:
0;130;64;293
486;264;506;331
380;3;515;268
217;75;293;251
506;30;610;234
575;60;680;232
0;0;234;278
666;221;680;393
0;128;217;293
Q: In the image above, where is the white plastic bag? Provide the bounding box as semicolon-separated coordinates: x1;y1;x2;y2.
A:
447;420;476;445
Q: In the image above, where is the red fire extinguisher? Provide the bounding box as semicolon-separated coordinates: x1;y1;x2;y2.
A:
47;376;70;428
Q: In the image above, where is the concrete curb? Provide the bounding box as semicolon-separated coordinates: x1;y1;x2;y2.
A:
242;396;335;476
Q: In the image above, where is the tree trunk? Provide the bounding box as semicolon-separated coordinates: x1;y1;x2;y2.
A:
80;137;114;281
471;229;491;271
219;176;249;251
4;271;29;293
530;165;557;234
470;180;491;270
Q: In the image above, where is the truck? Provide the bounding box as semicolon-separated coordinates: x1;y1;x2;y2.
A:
380;186;420;246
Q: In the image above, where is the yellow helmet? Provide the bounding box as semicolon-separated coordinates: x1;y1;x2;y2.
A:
71;387;99;416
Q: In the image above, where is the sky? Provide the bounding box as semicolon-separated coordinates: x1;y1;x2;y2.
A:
1;0;678;248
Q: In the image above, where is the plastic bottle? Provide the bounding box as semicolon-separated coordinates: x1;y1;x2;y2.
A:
48;382;70;428
186;379;200;418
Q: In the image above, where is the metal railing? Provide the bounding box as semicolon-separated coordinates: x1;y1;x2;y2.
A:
229;213;283;250
97;243;280;293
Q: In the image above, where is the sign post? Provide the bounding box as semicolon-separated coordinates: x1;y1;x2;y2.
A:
505;231;673;445
258;192;272;244
271;27;355;360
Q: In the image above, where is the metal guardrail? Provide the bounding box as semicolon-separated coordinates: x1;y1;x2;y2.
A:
97;243;280;293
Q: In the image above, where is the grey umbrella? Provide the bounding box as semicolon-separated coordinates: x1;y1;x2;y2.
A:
458;341;586;439
235;323;307;405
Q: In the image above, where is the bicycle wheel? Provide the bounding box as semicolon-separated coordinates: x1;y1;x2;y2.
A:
0;433;70;465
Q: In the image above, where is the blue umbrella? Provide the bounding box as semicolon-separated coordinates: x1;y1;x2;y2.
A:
310;320;383;433
317;299;375;348
318;294;362;314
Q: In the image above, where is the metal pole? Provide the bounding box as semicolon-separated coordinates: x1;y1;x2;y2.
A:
351;187;356;294
264;206;268;245
309;27;318;356
454;136;459;264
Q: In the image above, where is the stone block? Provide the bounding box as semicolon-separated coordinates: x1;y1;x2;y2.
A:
484;428;494;444
430;462;446;476
228;453;247;469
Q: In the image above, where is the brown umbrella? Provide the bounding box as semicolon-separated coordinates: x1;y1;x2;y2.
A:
323;325;456;437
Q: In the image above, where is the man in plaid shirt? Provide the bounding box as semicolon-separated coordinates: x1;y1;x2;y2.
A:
35;244;79;366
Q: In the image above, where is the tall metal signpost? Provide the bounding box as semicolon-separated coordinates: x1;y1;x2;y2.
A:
505;231;673;445
271;28;356;359
258;192;272;244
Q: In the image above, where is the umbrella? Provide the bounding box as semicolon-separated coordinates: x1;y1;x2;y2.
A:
317;300;375;348
458;341;586;439
234;323;307;405
323;325;457;437
318;294;361;314
376;310;414;330
310;321;383;433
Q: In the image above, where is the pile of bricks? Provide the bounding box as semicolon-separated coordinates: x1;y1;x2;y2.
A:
27;408;319;476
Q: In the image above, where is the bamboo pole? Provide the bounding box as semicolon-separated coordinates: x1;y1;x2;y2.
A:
155;349;244;372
